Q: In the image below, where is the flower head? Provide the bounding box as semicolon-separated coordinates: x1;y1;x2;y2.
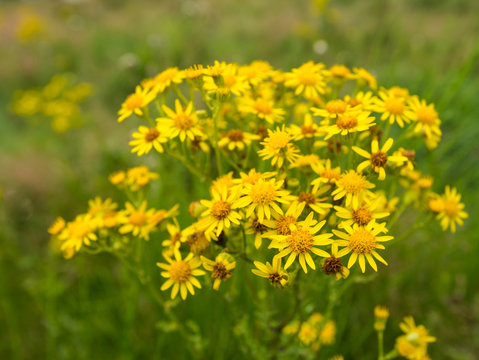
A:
251;257;289;288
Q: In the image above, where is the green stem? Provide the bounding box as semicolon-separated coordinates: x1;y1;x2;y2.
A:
378;330;384;360
212;101;223;175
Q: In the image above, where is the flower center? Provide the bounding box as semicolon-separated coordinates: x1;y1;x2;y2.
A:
169;260;191;282
276;216;297;235
288;229;313;254
336;114;358;130
268;272;285;285
250;182;277;205
252;218;267;234
267;131;291;150
301;125;316;136
145;128;160;142
298;192;316;205
370;151;388;168
348;98;362;107
212;263;231;279
188;232;210;254
325;100;347;115
385;97;404;114
227;129;244;142
129;211;147;226
254;99;272;114
338;171;369;194
174;114;194;130
352;208;373;225
125;94;143;110
402;149;415;161
211;201;231;220
444;200;459;218
330;65;349;78
349;229;376;254
297;70;318;85
416;107;436;125
322;256;343;275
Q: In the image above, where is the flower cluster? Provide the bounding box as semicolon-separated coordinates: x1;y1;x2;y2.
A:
11;74;92;133
50;60;466;303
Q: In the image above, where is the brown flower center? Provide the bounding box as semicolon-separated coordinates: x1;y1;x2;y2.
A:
227;129;244;142
211;201;231;220
371;151;388;168
298;192;316;205
212;263;231;280
336;114;358;130
352;208;373;225
322;256;343;275
288;229;313;254
145;128;160;142
169;260;191;282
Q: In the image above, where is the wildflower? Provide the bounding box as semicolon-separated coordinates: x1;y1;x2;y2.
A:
333;223;393;273
262;202;305;238
289;113;322;140
129;125;169;155
48;217;66;235
238;60;273;85
117;86;155;122
352;67;377;90
251;257;288;288
58;214;98;257
233;169;276;189
87;197;118;227
332;170;375;208
161;223;184;258
218;129;259;151
374;306;389;331
158;100;203;142
408;96;442;146
396;316;436;359
374;89;414;127
311;159;341;189
125;166;159;191
293;188;332;216
335;199;389;228
437;186;468;233
240;96;285;124
198;186;242;236
285;61;328;99
325;64;353;81
312;99;349;120
109;170;126;186
201;253;236;290
289;154;322;172
269;212;333;273
157;252;205;300
118;201;156;240
204;65;249;96
245;216;269;249
321;247;350;280
353;138;407;180
343;91;376;111
234;178;295;222
324;111;376;139
146;67;184;93
258;126;299;168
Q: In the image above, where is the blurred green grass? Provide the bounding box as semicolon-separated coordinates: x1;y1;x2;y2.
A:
1;0;479;359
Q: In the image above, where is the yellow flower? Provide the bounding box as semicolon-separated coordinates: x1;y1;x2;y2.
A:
201;253;236;290
343;91;376;111
123;166;159;191
289;113;322;140
117;86;155;122
312;99;349;120
333;223;393;273
289;154;321;172
198;186;242;236
374;305;389;331
158;100;203;142
157;252;205;300
285;61;328;99
324;111;376;139
374;89;414;127
251;257;289;288
408;96;442;146
129;125;170;155
325;64;353;81
262;202;305;238
218;129;259;151
161;223;184;258
245;216;269;249
183;223;215;254
293;188;333;216
352;67;377;90
59;214;98;257
48;217;66;235
144;67;184;93
311;159;341;189
353;138;407;180
334;199;389;228
258;126;300;168
109;170;126;186
238;60;274;85
437;186;468;233
234;178;295;222
240;96;285;124
233;169;276;189
118;201;156;240
396;316;436;360
269;212;333;273
321;247;350;280
204;64;249;96
332;170;375;208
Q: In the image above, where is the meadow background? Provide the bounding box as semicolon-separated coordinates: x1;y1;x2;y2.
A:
1;0;478;358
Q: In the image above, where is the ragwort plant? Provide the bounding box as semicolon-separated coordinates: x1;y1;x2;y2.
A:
49;60;467;359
